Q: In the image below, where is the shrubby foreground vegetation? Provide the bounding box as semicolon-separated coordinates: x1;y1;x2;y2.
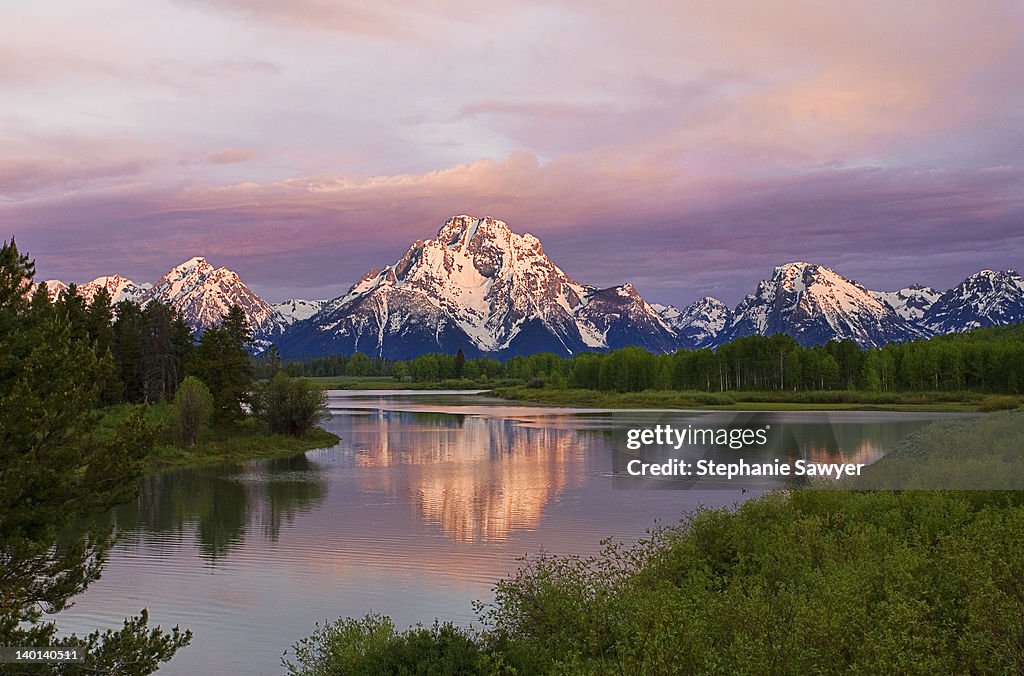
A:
286;412;1024;675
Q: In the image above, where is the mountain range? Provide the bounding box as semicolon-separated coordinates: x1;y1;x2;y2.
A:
37;215;1024;357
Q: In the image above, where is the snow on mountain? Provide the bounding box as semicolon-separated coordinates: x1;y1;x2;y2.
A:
654;297;731;348
720;262;925;348
142;257;276;338
33;275;149;305
35;279;69;302
21;234;1024;358
923;270;1024;333
872;285;942;322
272;299;327;325
78;274;151;305
278;215;677;358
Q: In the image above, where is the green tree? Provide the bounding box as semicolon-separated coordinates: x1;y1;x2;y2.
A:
174;376;214;447
0;240;191;671
253;372;328;436
346;351;373;377
191;305;254;421
113;299;145;403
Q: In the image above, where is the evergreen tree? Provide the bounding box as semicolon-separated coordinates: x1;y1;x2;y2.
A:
191;305;254;421
113;300;145;403
454;348;466;378
0;240;190;671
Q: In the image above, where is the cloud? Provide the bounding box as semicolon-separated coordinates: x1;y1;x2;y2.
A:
207;148;257;164
2;0;1022;304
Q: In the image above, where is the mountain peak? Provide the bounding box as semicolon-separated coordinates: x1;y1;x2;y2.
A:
436;215;513;252
724;262;921;347
925;268;1024;332
278;215;678;358
169;256;211;275
143;256;273;337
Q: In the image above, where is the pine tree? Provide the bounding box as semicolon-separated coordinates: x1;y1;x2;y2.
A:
191;305;254;421
0;240;190;670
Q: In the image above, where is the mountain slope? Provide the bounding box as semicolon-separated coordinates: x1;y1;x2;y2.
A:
141;257;276;338
278;215;677;358
79;274;151;305
654;297;731;348
872;285;941;322
924;270;1024;333
720;262;925;348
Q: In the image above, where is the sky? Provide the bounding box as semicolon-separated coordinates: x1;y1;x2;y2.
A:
2;0;1023;307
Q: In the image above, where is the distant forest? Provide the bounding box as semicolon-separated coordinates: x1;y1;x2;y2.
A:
283;325;1024;394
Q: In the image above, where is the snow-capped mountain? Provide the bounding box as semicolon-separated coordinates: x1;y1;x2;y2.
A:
278;215;678;358
923;270;1024;333
872;285;941;322
22;220;1024;357
654;297;731;348
719;262;925;348
141;257;276;338
78;274;151;305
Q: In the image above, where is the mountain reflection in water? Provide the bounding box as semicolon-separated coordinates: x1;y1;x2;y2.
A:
351;412;583;542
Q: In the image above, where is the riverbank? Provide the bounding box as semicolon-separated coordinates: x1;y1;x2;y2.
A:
100;404;340;472
489;386;1020;412
308;375;518;390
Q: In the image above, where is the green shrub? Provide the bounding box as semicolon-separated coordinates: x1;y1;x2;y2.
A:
978;394;1022;412
252;372;328;436
283;615;490;676
173;376;213;447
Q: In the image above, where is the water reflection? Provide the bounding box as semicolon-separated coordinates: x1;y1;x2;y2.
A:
55;395;970;676
349;411;585;542
108;455;327;562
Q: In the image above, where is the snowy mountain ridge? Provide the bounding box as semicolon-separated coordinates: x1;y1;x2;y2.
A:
27;215;1024;356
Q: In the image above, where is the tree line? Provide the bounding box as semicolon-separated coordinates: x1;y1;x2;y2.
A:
285;325;1024;394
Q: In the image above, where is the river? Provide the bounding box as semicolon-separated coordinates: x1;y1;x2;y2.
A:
56;392;968;674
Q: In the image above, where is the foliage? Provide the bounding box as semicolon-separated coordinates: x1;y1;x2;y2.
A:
173;376;214;447
0;240;190;673
289;413;1024;674
283;324;1024;397
283;615;493;676
251;373;328;436
57;609;192;675
190;305;254;421
111;299;193;404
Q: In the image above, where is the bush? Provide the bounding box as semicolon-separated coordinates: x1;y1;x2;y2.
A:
978;394;1022;412
173;376;213;447
253;372;328;436
283;615;489;676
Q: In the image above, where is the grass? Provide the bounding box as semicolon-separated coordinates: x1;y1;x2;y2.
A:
489;386;1008;412
847;410;1024;489
100;404;340;472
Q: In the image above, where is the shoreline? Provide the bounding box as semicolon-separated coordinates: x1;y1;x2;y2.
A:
316;382;1007;412
484;386;1001;413
145;426;340;473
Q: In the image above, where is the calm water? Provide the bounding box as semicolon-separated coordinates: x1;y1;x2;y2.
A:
55;392;967;675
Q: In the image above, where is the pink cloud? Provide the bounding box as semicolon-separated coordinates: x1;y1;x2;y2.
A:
207;148;257;164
